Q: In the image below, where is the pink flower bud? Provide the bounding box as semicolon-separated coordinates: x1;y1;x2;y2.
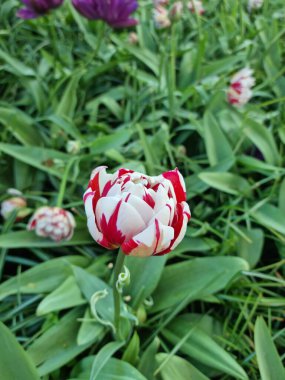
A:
1;197;27;220
187;0;205;15
153;5;171;29
227;68;255;107
27;207;76;241
83;167;191;257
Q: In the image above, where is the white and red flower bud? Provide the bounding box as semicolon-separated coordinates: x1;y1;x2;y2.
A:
153;5;171;29
83;166;191;257
248;0;263;11
1;197;27;220
128;32;139;45
66;140;81;154
27;207;76;242
169;1;183;20
227;68;255;107
187;0;205;15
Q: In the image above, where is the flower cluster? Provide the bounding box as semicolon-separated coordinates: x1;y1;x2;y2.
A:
17;0;138;28
84;167;191;257
227;68;255;107
27;207;76;241
153;0;205;28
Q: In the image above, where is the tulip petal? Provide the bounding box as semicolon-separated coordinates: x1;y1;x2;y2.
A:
162;168;186;203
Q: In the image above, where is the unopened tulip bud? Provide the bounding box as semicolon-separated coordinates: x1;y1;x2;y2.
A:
128;32;139;45
227;68;255;107
1;197;27;220
169;1;183;20
248;0;263;11
28;207;76;241
153;5;171;29
66;140;81;154
187;0;205;15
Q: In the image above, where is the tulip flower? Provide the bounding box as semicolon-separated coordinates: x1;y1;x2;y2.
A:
153;5;171;29
187;0;205;15
248;0;263;11
27;207;76;241
227;68;255;107
17;0;64;19
83;166;191;257
72;0;138;28
1;197;27;220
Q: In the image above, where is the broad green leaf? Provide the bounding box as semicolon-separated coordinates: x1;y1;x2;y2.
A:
0;106;42;146
77;308;105;346
125;255;166;309
90;129;132;155
0;321;40;380
243;120;280;165
163;315;248;380
0;228;93;249
156;353;209;380
28;307;94;376
203;113;234;166
254;317;285;380
151;257;249;312
0;256;89;301
173;236;219;254
250;203;285;235
199;172;251;196
89;341;125;380
70;356;147;380
36;276;86;315
138;338;160;380
237;228;264;268
0;143;70;178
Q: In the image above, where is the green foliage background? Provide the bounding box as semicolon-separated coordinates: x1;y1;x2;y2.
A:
0;0;285;379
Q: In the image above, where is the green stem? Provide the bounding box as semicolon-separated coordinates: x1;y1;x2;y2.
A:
56;158;76;208
113;249;126;340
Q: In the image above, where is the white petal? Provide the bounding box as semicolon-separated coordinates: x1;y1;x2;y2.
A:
116;202;146;241
122;193;154;224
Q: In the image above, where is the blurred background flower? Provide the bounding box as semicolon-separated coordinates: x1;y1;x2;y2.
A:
17;0;64;19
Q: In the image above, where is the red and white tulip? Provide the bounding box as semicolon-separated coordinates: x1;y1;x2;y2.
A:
227;68;255;107
27;207;76;241
153;5;171;29
83;167;191;257
187;1;205;15
1;197;27;220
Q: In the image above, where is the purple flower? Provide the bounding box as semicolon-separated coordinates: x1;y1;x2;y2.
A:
17;0;64;19
72;0;138;28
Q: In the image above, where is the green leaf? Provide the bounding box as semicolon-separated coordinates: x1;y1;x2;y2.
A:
237;228;264;268
138;338;160;380
254;317;285;380
243;120;280;165
125;255;166;309
0;321;40;380
0;229;93;249
151;257;249;312
77;308;105;346
279;178;285;213
90;129;132;155
156;353;209;380
122;331;140;365
70;356;147;380
36;276;86;315
203;113;234;166
0;256;89;301
0;48;35;76
89;341;125;380
28;308;94;376
0;106;42;146
162;315;248;380
250;203;285;235
199;172;251;196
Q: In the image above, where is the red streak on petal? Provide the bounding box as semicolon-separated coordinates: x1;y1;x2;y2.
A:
118;168;134;176
100;200;125;246
83;191;94;203
153;219;161;255
143;191;155;208
162;168;186;202
101;180;112;197
121;238;138;255
231;82;242;94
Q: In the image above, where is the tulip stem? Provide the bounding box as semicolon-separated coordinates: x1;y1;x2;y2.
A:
113;248;126;340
